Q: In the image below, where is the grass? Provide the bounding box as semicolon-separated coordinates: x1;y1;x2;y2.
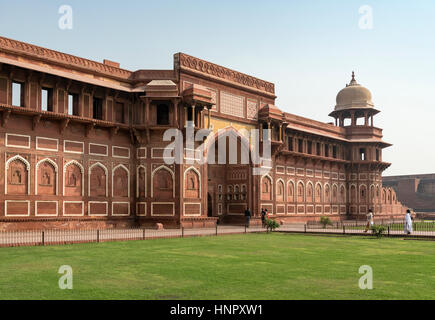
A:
347;221;435;232
0;233;435;300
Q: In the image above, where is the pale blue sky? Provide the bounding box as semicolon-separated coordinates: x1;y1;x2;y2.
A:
0;0;434;175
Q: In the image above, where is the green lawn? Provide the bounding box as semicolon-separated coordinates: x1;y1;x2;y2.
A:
0;233;435;300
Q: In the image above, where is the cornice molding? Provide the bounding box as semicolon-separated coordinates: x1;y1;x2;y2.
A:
175;53;275;97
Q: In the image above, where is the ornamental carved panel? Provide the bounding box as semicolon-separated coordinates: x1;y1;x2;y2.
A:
7;159;28;195
37;161;56;195
113;166;129;198
90;165;107;197
64;163;82;196
185;169;200;199
153;168;173;199
137;166;146;198
261;176;272;201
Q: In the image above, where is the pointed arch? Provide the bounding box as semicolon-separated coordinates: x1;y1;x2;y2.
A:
151;165;175;198
297;180;305;203
332;183;338;203
339;184;346;203
306;181;314;203
350;184;357;203
136;165;146;198
276;178;285;202
112;164;130;197
184;166;201;198
315;182;323;203
287;180;295;203
35;158;58;196
359;184;367;203
64;160;84;196
5;155;30;195
369;184;375;203
261;174;273;201
89;162;108;197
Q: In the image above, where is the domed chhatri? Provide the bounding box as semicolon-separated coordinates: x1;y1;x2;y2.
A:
329;72;380;127
335;72;374;111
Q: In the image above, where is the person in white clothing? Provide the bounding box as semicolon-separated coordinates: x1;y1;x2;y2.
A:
364;209;374;233
404;209;413;235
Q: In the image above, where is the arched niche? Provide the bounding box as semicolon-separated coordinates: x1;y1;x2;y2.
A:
151;165;174;198
64;160;84;196
112;164;129;197
36;158;58;196
184;167;201;199
6;155;30;195
89;162;108;197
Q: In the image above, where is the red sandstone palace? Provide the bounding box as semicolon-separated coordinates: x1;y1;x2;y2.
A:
0;36;406;230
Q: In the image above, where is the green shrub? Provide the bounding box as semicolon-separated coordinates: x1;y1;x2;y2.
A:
265;219;280;232
370;225;386;238
320;216;333;229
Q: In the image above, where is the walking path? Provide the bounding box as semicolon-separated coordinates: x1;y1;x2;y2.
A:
0;223;432;247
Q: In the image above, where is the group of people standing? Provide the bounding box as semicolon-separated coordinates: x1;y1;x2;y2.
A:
243;208;270;228
364;208;414;234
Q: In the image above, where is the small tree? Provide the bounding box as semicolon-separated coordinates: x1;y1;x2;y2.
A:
265;219;280;232
370;225;386;238
320;216;333;229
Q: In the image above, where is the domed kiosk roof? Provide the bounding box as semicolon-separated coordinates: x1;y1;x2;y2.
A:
335;72;374;111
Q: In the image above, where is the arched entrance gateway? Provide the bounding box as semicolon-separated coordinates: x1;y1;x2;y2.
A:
204;127;256;225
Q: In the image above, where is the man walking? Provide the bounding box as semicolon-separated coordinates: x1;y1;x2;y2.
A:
364;209;374;233
244;208;251;228
404;209;413;235
261;208;266;228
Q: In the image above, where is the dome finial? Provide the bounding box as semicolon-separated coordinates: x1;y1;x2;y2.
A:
349;71;357;86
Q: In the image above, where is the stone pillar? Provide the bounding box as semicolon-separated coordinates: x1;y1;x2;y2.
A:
207;106;211;129
191;105;195;127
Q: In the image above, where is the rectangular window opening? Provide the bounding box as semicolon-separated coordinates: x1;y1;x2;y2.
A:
41;88;53;112
298;139;303;153
12;81;24;107
115;102;125;123
93;97;103;120
68;93;79;116
288;137;293;151
359;148;366;161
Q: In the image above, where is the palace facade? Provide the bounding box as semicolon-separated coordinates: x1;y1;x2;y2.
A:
0;36;406;230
